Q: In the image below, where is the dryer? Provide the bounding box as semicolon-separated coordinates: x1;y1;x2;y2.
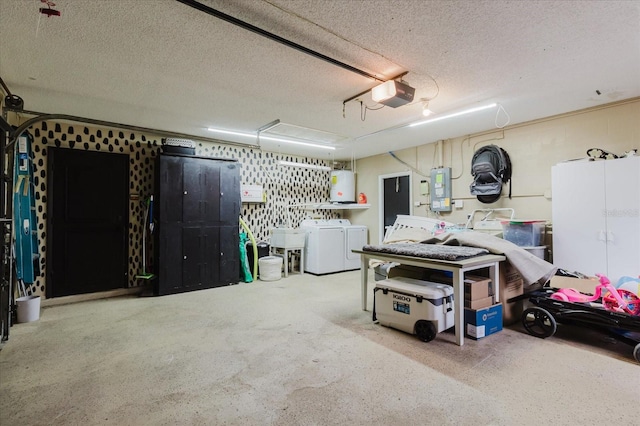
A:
301;219;367;275
344;222;367;271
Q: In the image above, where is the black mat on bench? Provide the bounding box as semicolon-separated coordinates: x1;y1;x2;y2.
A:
362;243;489;261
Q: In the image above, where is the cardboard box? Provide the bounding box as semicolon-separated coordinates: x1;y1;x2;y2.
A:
498;261;524;325
500;278;524;325
465;296;494;310
428;273;495;303
550;276;598;294
500;260;523;289
459;261;523;325
464;276;492;300
465;303;503;340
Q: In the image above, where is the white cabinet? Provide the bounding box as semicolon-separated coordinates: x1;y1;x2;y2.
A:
552;156;640;284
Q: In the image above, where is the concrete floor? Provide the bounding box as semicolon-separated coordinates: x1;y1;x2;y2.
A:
1;270;638;426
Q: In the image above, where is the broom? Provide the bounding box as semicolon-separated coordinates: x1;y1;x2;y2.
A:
136;196;155;280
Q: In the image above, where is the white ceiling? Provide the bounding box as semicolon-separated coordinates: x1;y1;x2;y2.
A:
1;0;639;160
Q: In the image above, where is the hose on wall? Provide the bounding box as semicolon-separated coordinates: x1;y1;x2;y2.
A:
239;217;258;281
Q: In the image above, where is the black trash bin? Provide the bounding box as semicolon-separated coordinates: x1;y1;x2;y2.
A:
246;241;270;275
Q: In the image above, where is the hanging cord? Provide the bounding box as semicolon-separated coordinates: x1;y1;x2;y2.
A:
419;76;440;105
451;137;470;180
351;142;356;173
495;103;511;128
258;150;276;183
360;101;384;121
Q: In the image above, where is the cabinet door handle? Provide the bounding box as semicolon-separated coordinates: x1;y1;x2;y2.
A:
598;230;606;241
183;255;187;260
607;231;614;242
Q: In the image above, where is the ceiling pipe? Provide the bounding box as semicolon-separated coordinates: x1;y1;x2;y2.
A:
175;0;385;82
3;108;260;150
256;119;281;147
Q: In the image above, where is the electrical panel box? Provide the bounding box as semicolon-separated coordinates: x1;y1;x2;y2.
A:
241;184;264;203
430;167;452;212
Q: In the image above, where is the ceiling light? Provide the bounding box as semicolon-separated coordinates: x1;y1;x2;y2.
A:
421;99;434;117
409;103;498;127
371;80;415;108
207;127;336;150
277;160;331;171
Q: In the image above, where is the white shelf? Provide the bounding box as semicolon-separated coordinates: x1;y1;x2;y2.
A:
303;203;370;210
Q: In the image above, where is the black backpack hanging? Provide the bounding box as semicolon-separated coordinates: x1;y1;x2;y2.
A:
469;145;512;204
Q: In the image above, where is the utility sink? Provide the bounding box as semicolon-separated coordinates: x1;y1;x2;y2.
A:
270;228;306;248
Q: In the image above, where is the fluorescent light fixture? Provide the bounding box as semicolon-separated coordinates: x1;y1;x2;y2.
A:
371;80;415;108
277;160;331;171
261;136;336;150
207;128;253;138
409;103;498;127
207;127;336;150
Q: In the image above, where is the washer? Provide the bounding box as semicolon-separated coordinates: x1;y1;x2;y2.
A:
301;219;345;275
301;219;367;275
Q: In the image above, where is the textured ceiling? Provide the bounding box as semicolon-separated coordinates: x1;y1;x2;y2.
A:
1;0;639;160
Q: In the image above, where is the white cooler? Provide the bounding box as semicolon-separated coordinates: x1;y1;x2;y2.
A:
374;277;454;342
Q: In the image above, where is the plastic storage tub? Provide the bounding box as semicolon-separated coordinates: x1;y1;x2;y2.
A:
522;246;546;260
501;220;546;247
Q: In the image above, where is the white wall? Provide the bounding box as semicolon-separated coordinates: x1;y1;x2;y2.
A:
348;99;640;245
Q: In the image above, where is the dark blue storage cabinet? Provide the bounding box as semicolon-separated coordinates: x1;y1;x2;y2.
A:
154;153;240;296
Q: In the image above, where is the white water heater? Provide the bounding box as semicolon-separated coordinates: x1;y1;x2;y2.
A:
330;171;355;203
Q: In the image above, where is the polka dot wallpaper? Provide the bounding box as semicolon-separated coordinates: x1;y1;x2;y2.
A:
21;120;338;298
